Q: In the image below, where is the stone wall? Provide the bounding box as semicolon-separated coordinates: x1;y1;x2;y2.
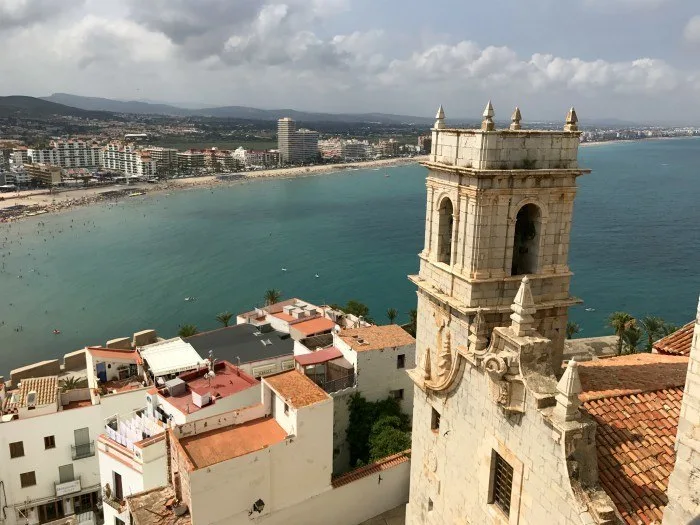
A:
663;296;700;523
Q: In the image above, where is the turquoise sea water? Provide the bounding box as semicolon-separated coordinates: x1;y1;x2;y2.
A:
1;138;699;374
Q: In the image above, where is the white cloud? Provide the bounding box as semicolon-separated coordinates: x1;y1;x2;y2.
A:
683;16;700;44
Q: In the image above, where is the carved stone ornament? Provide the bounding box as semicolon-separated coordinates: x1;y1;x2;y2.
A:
422;304;465;393
496;382;510;406
425;451;438;473
483;355;508;380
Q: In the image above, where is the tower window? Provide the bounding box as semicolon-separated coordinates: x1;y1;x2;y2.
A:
489;452;514;516
436;197;454;264
511;204;541;276
431;407;441;433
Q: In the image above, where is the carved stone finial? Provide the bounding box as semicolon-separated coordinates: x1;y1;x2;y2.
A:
434;105;446;130
481;100;495;131
510;107;522;130
437;331;452;380
510;276;536;337
468;308;489;354
564;107;578;132
553;358;582;422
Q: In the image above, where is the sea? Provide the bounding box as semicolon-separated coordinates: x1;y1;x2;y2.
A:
1;138;699;374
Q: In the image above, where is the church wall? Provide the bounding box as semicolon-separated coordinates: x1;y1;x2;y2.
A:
405;293;588;525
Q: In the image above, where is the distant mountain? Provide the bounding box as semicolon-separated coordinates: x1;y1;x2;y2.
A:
41;93;434;124
43;93;191;116
0;96;111;119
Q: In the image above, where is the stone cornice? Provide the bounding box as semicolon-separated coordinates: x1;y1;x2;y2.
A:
421;160;591;177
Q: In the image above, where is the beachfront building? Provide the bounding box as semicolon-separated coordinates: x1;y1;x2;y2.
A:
377;138;400;157
28;140;102;169
143;147;178;175
232;147;280;168
418;134;432;154
277;117;319;165
22;163;62;186
102;143;156;179
97;359;259;525
176;150;206;173
11;147;29;166
318;138;342;160
201;147;241;172
237;298;337;342
0;343;152;525
127;369;410;525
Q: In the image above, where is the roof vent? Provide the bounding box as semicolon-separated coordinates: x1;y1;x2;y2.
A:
261;339;273;346
253;331;262;337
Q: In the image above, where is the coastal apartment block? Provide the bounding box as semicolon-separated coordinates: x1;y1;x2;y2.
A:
22;163;61;186
27;140;102;169
102;143;156;179
277;117;319;165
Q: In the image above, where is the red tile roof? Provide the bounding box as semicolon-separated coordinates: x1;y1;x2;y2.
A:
340;324;416;352
291;317;336;336
88;346;143;365
264;369;329;408
295;347;342;366
332;450;410;488
578;353;688;525
653;321;695;357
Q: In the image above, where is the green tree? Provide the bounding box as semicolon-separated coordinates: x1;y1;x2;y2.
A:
406;309;418;337
639;315;666;352
178;324;199;338
566;321;580;340
216;311;233;327
344;300;370;320
622;324;643;354
264;289;281;306
386;308;398;324
608;312;635;356
660;322;681;337
368;415;412;462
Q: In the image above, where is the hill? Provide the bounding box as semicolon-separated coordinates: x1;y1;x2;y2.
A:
42;93;434;124
0;96;112;119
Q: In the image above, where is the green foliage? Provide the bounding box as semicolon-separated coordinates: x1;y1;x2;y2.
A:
216;311;233;327
347;394;410;467
638;315;665;352
622;324;643;354
59;376;88;392
264;289;281;306
386;308;398;324
608;311;635;356
368;415;412;462
334;299;374;324
178;324;199;338
606;312;679;355
566;321;580;340
406;309;418;337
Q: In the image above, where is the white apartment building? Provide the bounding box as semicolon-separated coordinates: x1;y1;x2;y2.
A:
11;147;29;166
28;140;102;169
127;369;410;525
341;139;370;160
142;147;178;172
102;143;156;179
277;118;319;165
232;147;280;168
0;371;149;525
176;150;206;172
237;298;337;342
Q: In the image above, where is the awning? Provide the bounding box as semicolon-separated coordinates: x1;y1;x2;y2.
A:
295;347;343;366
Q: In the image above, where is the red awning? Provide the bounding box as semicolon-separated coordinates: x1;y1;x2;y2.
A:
295;347;343;366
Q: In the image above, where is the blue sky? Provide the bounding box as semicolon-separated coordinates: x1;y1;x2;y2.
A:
0;0;698;123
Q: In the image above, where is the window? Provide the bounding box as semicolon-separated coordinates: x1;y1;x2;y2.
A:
431;408;441;433
428;498;434;511
115;518;125;525
396;354;406;369
391;389;404;400
44;435;56;449
284;403;289;415
20;471;36;488
58;464;74;484
113;472;123;501
511;204;542;276
9;441;24;458
436;197;454;264
489;453;514;516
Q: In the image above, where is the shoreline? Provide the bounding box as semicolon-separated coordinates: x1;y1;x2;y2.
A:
0;156;426;222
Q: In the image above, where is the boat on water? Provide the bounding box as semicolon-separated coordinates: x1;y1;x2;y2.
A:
52;329;61;335
185;296;196;302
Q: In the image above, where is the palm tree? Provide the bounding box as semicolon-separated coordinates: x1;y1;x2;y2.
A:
622;325;643;354
638;315;665;352
178;324;199;338
387;308;398;324
660;322;681;337
608;312;635;356
216;311;233;327
566;321;580;340
264;289;281;306
407;309;418;337
60;376;86;392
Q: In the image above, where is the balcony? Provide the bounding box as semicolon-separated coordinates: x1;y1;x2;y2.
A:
72;441;95;460
102;488;125;513
313;373;355;394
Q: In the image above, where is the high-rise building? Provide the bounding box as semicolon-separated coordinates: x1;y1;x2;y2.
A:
102;143;156;179
28;140;102;169
277;118;319;164
23;163;62;186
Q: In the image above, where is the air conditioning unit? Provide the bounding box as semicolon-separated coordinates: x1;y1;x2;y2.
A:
164;378;186;397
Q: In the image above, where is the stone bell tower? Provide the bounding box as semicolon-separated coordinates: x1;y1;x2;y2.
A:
410;102;587;372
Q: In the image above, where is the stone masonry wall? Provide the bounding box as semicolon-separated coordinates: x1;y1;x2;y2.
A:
405;291;590;525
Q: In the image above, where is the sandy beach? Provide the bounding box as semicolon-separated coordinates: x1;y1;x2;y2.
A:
0;156;427;222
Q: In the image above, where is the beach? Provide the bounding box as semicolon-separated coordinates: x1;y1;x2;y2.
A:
0;156;427;222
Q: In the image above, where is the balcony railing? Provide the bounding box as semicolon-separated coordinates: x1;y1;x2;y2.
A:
72;441;95;460
315;373;355;393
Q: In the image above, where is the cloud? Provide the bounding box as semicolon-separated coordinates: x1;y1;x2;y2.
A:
683;16;700;44
0;0;86;31
380;41;681;96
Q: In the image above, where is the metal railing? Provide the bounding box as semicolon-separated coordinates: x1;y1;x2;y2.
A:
72;441;95;460
102;486;125;513
316;374;355;393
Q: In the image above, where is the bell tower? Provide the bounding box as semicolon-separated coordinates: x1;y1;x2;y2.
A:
410;102;588;372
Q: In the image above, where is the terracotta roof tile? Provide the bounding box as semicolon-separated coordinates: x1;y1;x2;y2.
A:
577;353;688;402
653;321;695;357
339;325;415;352
3;376;58;411
291;317;336;336
578;353;687;525
332;450;410;487
264;369;329;408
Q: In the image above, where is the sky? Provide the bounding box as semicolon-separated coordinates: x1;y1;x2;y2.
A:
0;0;699;122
